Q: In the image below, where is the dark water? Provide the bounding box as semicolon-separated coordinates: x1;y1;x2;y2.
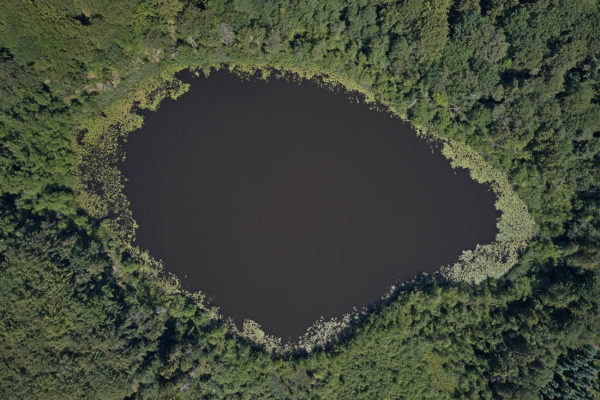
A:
122;70;499;338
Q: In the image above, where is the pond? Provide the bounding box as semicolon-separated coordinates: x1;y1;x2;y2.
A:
122;70;499;338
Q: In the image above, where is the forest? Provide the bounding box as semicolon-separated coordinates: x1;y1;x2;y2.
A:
0;0;599;398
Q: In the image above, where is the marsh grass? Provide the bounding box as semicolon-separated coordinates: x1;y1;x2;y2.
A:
438;140;537;283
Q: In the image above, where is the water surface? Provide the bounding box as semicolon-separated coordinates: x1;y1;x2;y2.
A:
122;70;499;338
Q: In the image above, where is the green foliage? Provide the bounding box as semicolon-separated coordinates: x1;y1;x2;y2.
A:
540;346;600;399
1;0;599;399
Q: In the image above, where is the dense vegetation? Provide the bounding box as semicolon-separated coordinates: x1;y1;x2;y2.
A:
540;346;600;399
1;0;599;399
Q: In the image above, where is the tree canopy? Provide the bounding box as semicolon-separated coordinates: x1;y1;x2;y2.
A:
0;0;599;398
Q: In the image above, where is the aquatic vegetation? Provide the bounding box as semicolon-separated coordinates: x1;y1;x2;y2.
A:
1;0;599;399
